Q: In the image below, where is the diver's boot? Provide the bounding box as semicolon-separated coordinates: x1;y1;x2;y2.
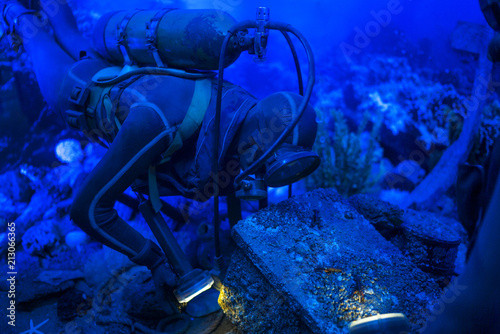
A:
185;288;221;318
129;239;180;315
151;263;181;315
1;1;37;51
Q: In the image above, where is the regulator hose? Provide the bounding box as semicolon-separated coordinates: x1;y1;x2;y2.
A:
212;20;315;262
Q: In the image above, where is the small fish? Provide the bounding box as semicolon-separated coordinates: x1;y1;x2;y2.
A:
314;267;343;274
312;209;321;227
352;274;366;303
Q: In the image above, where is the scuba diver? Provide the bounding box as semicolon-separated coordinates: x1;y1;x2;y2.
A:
1;0;319;318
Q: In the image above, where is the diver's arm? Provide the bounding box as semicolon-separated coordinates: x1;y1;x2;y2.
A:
38;0;98;60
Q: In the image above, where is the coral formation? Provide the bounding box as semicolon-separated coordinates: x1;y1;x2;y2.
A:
309;109;384;196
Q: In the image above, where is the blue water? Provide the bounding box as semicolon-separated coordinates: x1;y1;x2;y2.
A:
0;1;498;332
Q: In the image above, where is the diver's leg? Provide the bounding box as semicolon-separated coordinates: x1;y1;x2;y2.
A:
37;0;97;60
70;104;174;267
70;104;180;313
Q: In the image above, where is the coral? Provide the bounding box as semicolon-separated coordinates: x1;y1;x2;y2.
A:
342;56;470;147
360;90;410;135
309;109;385;197
468;100;500;165
314;54;500;177
55;139;84;164
22;220;60;258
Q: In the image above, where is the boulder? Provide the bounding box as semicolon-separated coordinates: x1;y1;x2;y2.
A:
221;189;441;333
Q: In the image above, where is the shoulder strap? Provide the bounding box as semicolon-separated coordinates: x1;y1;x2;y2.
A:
158;78;212;164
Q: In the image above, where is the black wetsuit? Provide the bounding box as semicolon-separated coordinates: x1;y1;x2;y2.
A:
67;63;257;270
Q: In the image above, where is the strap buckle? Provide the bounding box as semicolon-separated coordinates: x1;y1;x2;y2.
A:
116;10;142;65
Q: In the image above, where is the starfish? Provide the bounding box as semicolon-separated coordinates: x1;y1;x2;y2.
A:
20;318;49;334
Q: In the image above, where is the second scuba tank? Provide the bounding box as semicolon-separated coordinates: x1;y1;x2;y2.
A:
92;9;246;70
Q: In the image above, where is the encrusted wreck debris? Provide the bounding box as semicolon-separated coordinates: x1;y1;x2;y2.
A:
220;189;445;333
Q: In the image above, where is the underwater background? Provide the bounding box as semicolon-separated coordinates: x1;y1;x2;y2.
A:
1;0;499;333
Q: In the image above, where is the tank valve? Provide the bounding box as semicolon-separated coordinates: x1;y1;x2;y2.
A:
254;7;270;62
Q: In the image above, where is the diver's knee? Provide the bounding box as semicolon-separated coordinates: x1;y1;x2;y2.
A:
92;206;119;228
70;194;116;233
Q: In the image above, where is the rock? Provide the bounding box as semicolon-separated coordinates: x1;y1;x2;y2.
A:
348;194;404;240
349;194;404;229
0;196;24;224
381;160;426;192
222;189;441;333
57;288;91;321
65;231;90;249
378;122;426;168
220;249;310;334
394;210;461;277
381;172;417;192
35;270;84;286
63;313;107;334
16;267;75;308
121;267;170;319
379;189;410;207
393;160;426;185
83;246;134;288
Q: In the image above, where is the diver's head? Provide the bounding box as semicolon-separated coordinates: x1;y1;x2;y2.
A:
235;91;320;188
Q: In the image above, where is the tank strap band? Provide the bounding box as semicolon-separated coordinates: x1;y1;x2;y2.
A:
146;8;177;68
116;10;142;65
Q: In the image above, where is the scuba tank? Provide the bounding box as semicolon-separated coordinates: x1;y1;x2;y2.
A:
92;9;249;70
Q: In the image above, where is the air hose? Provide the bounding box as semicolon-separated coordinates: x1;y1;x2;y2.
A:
280;29;305;198
212;13;315;270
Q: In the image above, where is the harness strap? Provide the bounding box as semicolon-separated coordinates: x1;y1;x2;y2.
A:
104;74;144;136
159;78;212;164
148;78;212;212
149;165;162;213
